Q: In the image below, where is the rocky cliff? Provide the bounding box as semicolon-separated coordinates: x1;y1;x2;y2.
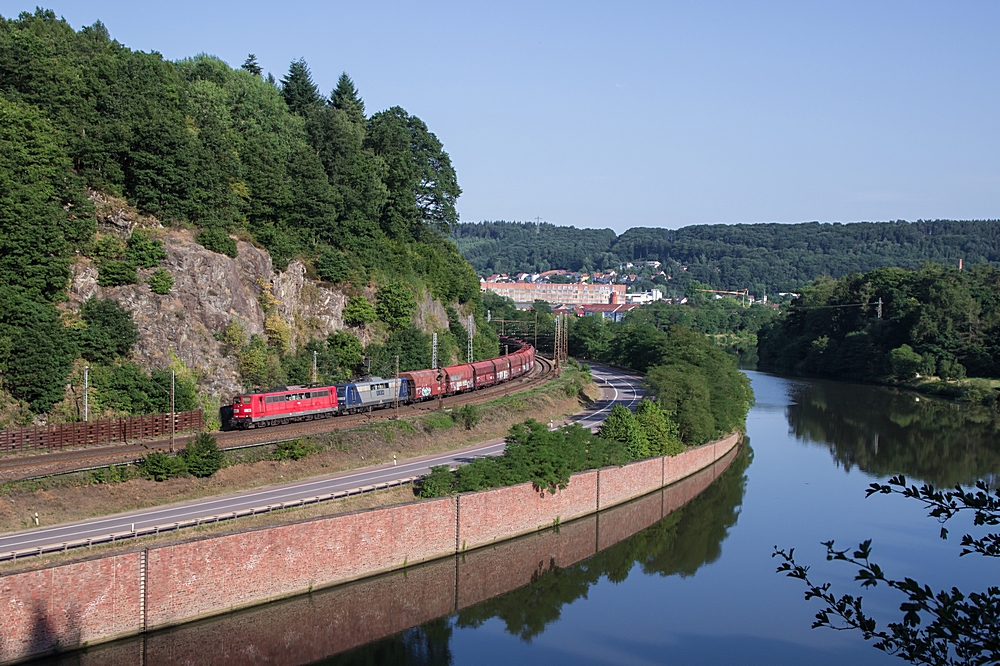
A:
66;223;451;403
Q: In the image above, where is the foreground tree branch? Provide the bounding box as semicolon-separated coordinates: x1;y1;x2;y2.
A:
774;475;1000;665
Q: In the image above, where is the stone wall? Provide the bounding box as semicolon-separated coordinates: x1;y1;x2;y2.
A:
0;553;142;664
0;431;740;664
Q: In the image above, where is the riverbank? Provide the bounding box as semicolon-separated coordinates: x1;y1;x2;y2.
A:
0;431;740;664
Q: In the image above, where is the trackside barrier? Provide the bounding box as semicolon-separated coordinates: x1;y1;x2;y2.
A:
0;476;421;563
0;410;204;453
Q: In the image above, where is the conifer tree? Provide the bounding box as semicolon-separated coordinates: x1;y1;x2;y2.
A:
331;73;366;125
241;53;262;76
281;59;321;115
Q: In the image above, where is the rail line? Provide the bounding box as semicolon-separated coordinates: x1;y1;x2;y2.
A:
0;363;642;563
0;355;555;482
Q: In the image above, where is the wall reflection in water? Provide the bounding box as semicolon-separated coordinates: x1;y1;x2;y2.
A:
38;444;749;666
785;378;1000;487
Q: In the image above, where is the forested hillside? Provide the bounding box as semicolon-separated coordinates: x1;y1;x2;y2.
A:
452;221;618;274
758;264;1000;386
0;9;490;422
452;220;1000;294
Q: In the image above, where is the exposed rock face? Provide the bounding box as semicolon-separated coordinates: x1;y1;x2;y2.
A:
67;230;352;401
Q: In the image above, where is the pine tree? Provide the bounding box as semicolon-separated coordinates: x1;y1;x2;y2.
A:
281;59;321;115
331;73;366;125
241;53;262;76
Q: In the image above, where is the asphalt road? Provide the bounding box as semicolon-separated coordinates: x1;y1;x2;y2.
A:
0;364;644;554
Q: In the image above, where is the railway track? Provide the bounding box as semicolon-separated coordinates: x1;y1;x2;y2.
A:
0;355;556;482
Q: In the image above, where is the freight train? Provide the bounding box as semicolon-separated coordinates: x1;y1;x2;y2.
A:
228;338;535;429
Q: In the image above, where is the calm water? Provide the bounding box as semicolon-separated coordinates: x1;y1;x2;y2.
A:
46;372;1000;665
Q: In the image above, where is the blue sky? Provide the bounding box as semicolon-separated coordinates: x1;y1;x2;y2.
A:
3;1;998;233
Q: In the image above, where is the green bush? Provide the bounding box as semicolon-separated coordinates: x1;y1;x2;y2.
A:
197;227;238;258
126;230;167;268
458;404;479;430
271;438;321;461
97;260;137;286
78;297;139;362
634;399;684;456
962;379;996;406
890;344;922;380
598;404;651;459
316;249;349;283
418;464;456;498
148;268;174;294
375;282;417;331
343;296;376;327
141;451;187;481
182;432;225;477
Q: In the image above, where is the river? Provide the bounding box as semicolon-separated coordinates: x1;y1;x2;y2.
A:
39;371;999;665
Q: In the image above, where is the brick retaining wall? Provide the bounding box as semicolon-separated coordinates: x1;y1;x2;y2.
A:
0;431;741;664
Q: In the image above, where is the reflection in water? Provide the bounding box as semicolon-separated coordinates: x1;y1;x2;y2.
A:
41;445;748;666
785;378;1000;486
329;444;751;664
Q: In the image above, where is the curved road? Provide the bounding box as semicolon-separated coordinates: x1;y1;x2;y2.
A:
0;364;643;556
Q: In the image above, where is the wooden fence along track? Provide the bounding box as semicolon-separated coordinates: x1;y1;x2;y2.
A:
0;411;204;454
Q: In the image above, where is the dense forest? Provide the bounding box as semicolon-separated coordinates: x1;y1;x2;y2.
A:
758;264;1000;386
0;9;492;420
452;219;1000;295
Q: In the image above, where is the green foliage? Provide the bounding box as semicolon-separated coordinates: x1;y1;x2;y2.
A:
365;325;432;375
889;344;922;380
281;330;364;384
125;231;167;268
197;227;238;258
578;320;752;446
182;432;224;477
0;290;76;411
375;282;417;330
776;475;1000;665
315;249;349;283
141;451;187;481
78;298;139;363
87;361;197;415
457;404;480;430
271;438;321;461
598;404;651;460
147;268;174;294
424;414;455;431
343;296;376;327
0;12;498;416
419;464;456;498
0;96;93;301
90;464;134;485
759;264;1000;382
96;260;137;287
281;59;321;115
420;419;646;498
634;399;684;456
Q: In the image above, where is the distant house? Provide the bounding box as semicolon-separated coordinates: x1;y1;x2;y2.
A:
580;303;640;322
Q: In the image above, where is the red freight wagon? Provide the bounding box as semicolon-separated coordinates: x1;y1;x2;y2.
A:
471;360;497;388
400;369;444;401
492;356;511;383
444;364;474;394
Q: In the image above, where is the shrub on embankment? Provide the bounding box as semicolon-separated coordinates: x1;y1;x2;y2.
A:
140;432;224;481
419;400;684;498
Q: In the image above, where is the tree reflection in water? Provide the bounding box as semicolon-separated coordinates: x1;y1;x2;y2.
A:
323;445;751;664
785;378;1000;487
